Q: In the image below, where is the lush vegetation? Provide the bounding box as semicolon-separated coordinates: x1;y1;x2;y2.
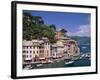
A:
23;13;56;43
23;13;68;44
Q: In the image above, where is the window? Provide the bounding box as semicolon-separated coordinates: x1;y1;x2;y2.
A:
33;51;35;54
47;50;48;54
68;45;70;47
46;42;48;45
27;46;28;49
33;46;35;49
30;46;32;49
23;46;25;49
23;51;26;53
47;53;48;56
23;55;25;58
30;51;32;53
30;55;32;57
68;48;70;50
53;53;55;56
27;55;28;58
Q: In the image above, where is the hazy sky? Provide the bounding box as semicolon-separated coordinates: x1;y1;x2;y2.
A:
23;10;91;37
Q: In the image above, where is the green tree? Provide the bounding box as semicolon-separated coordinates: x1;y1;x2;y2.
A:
49;24;56;31
32;16;44;24
23;13;56;43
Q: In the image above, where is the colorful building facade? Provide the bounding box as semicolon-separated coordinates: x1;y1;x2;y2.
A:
22;37;51;64
22;31;80;65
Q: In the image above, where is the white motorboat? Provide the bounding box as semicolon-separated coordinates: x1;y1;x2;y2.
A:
82;46;87;49
24;65;32;70
48;60;53;63
36;64;43;67
65;60;74;65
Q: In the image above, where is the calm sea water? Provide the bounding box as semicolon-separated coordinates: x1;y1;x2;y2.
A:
65;45;91;67
79;45;91;53
64;57;90;67
31;57;90;69
25;45;91;69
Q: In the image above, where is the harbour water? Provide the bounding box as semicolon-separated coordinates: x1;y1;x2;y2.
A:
30;57;90;69
68;44;91;67
67;44;91;67
24;45;91;69
79;45;91;53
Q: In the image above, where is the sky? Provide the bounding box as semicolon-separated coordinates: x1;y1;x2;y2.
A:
23;10;91;37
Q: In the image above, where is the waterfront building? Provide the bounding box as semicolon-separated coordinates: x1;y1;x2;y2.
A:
41;37;51;61
64;39;80;58
22;37;51;64
22;31;80;65
52;40;65;59
22;40;33;64
32;39;44;62
52;30;80;60
51;44;58;58
56;40;64;58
